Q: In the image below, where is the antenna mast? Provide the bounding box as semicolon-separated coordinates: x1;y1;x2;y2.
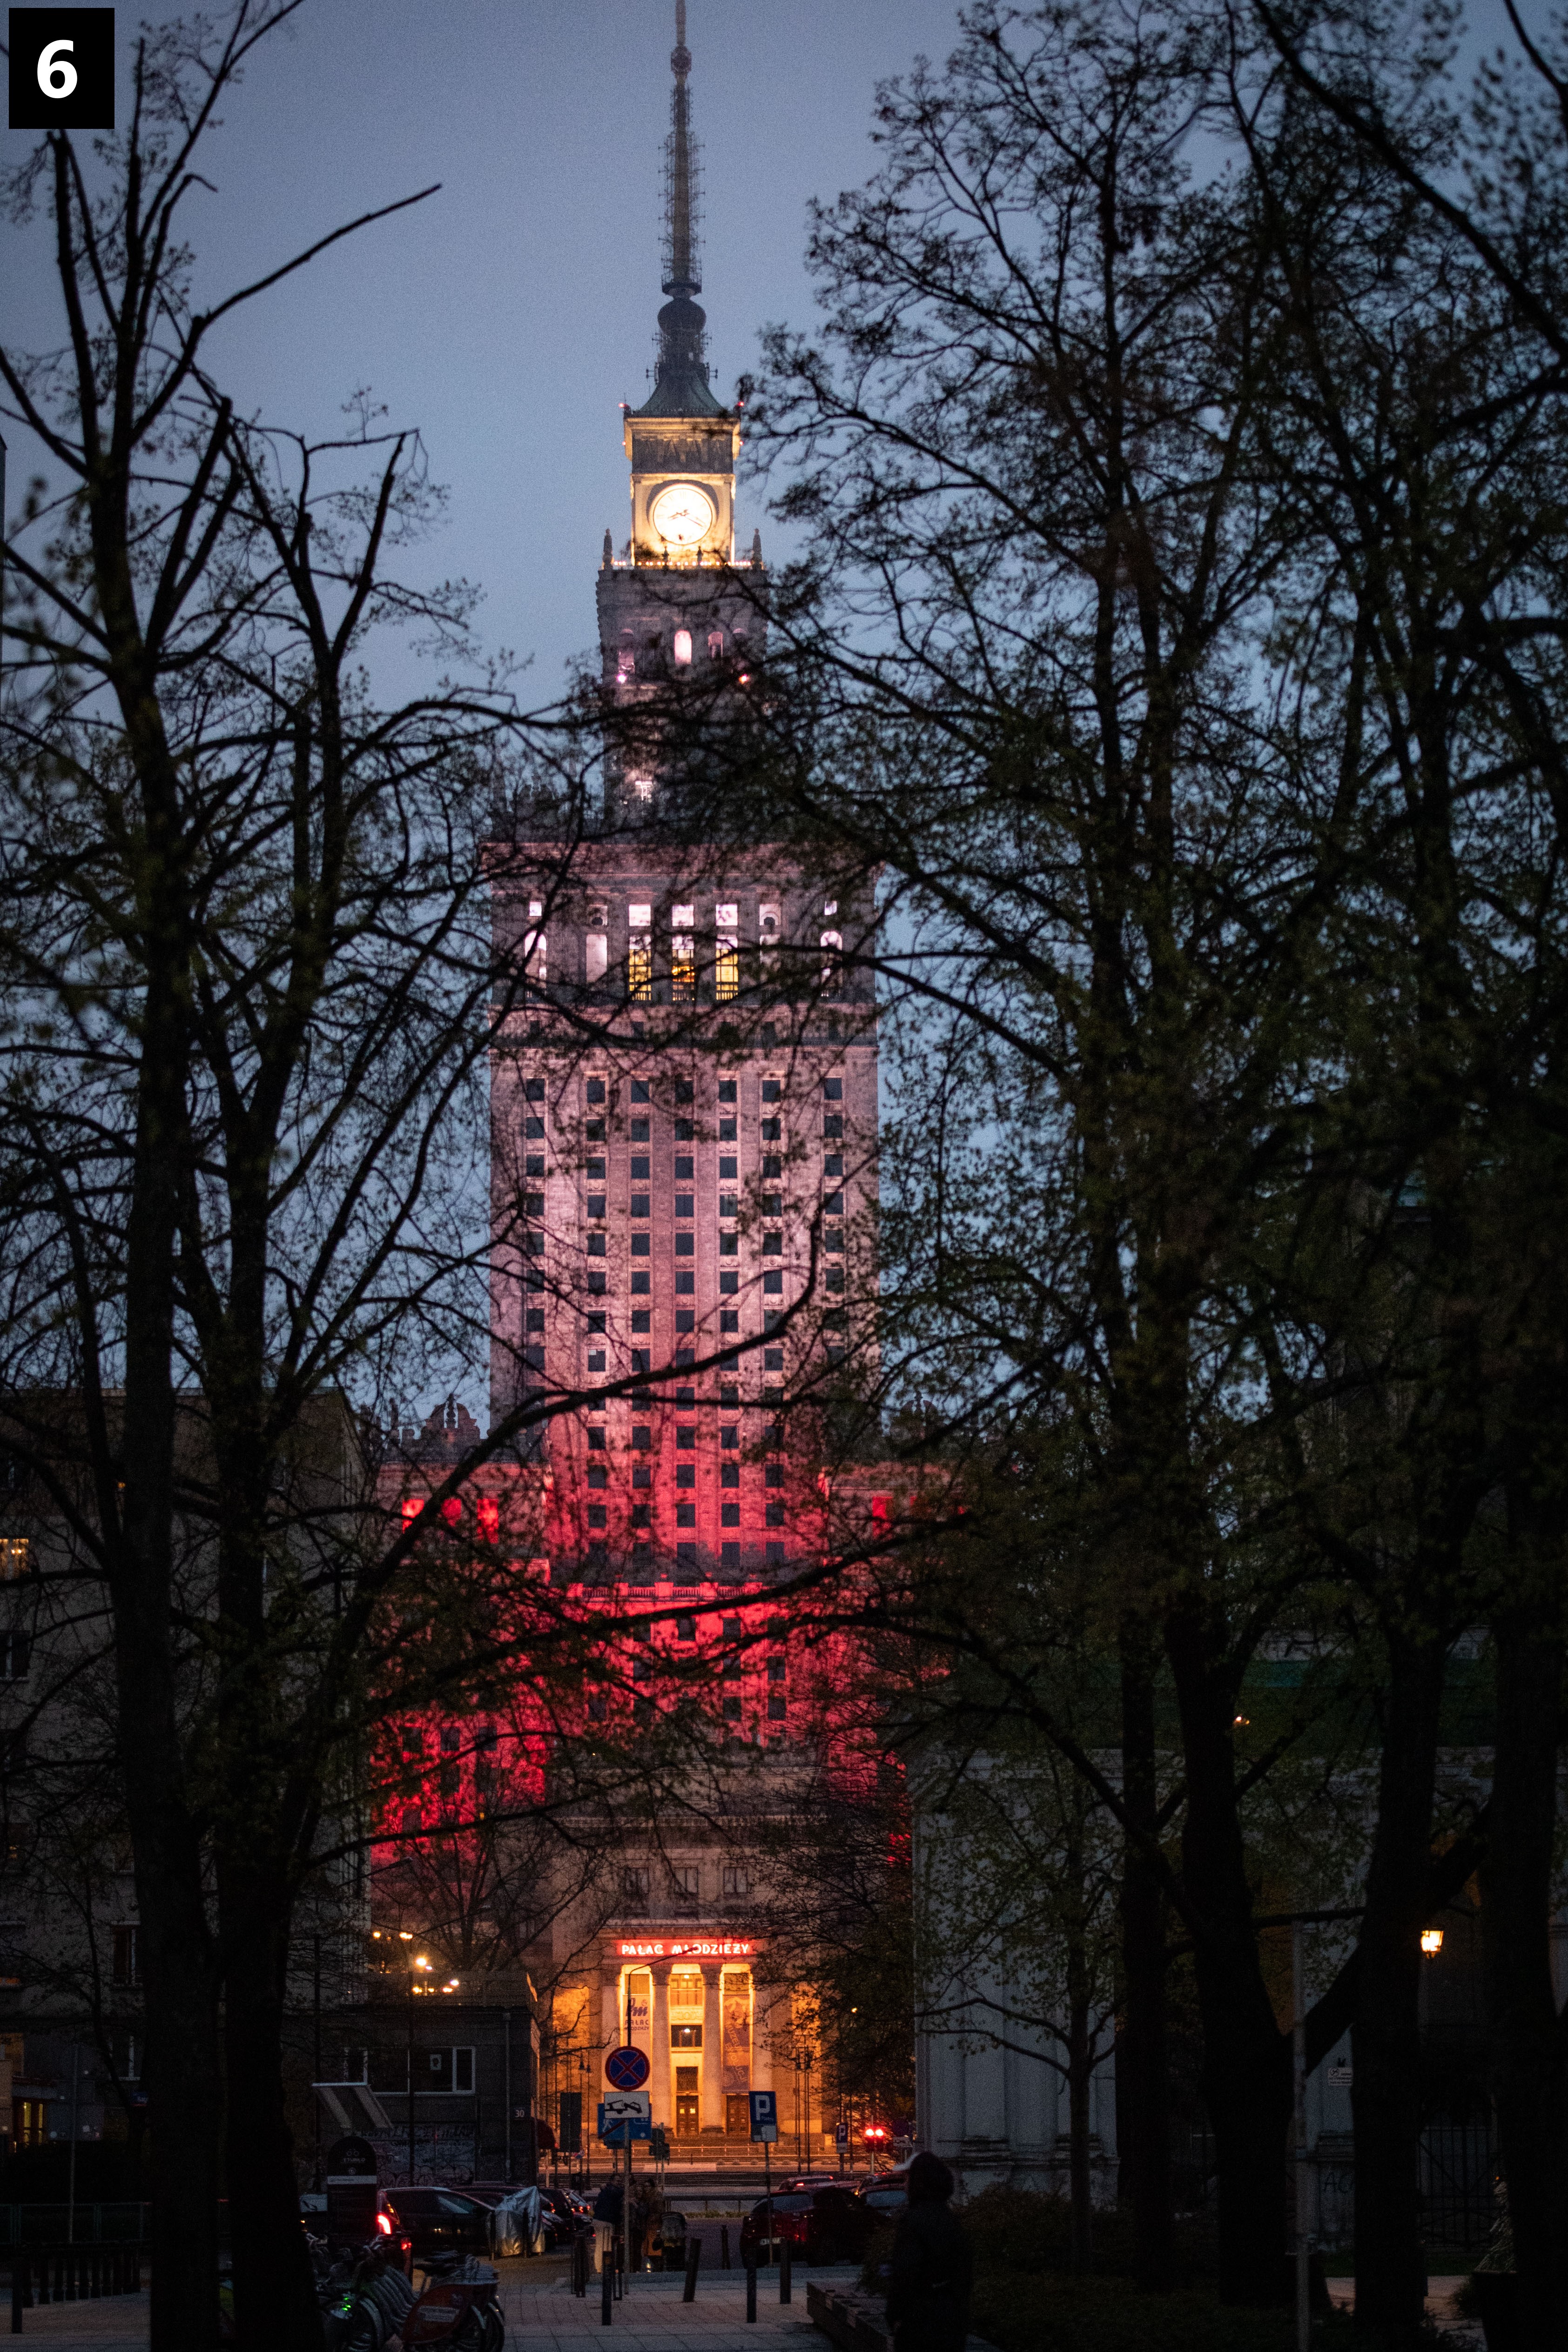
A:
663;0;701;297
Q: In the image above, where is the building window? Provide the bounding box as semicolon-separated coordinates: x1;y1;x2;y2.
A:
721;1503;740;1525
587;1078;606;1104
715;934;739;1004
762;1270;783;1294
723;1698;741;1720
676;1465;696;1489
766;1503;785;1526
586;931;608;985
113;1926;141;1985
767;1694;787;1720
0;1636;29;1682
674;627;693;665
0;1541;30;1581
761;1119;781;1142
722;1865;750;1898
721;1465;740;1489
762;1231;782;1255
623;1866;651;1902
628;906;653;1000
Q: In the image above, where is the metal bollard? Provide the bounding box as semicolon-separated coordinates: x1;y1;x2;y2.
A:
746;2260;757;2323
682;2237;701;2304
720;2223;731;2270
601;2242;613;2326
780;2235;791;2305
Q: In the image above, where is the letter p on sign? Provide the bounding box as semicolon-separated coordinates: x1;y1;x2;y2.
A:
10;10;116;130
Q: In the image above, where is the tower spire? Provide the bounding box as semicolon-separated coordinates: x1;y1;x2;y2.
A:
664;0;700;298
635;0;721;418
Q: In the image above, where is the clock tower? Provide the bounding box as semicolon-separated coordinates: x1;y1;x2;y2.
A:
596;0;763;776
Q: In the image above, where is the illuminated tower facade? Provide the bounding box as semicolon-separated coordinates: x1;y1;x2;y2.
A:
489;3;879;1608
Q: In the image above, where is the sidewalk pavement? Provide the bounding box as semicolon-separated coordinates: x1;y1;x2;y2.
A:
0;2258;858;2350
502;2258;857;2351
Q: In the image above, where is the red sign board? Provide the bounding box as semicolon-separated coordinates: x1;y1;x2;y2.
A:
615;1935;757;1959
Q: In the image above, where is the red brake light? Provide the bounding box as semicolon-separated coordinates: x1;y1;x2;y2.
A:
376;2212;392;2236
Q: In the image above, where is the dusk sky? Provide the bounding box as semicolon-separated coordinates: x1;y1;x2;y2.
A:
6;0;968;695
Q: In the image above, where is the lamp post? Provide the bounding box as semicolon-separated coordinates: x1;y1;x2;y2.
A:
408;1952;432;2183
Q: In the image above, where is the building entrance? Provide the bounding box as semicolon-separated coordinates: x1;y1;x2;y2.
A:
726;2091;749;2136
675;2065;700;2136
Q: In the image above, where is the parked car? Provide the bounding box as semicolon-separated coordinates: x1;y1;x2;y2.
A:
380;2188;497;2261
298;2190;412;2263
855;2175;909;2221
739;2184;879;2267
535;2186;590;2250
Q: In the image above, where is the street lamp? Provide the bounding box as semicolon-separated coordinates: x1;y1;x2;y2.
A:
1420;1928;1444;1956
408;1954;433;2183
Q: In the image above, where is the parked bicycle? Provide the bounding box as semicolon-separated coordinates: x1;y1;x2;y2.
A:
313;2238;503;2352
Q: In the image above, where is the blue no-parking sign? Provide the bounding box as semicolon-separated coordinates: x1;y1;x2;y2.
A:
605;2045;650;2091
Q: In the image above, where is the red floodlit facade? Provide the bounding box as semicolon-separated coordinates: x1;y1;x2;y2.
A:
368;9;907;2161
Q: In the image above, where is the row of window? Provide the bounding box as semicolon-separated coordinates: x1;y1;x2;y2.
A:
561;1075;846;1107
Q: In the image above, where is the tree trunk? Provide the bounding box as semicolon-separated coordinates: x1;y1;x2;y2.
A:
1067;1984;1093;2272
222;1868;321;2352
1165;1601;1292;2307
115;950;223;2350
1480;1604;1568;2352
132;1833;223;2352
1350;1629;1447;2349
1116;1622;1171;2288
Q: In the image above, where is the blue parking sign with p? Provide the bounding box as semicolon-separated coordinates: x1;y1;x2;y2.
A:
749;2090;778;2143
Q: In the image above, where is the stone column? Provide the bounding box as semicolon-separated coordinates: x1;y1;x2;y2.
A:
600;1970;621;2065
701;1966;723;2131
651;1964;672;2131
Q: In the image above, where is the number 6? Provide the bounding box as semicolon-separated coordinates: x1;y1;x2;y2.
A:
38;39;79;98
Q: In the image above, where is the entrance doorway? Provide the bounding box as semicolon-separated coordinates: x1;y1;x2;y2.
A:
675;2065;700;2137
726;2092;749;2136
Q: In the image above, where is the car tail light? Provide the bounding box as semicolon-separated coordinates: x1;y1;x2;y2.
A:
376;2212;393;2237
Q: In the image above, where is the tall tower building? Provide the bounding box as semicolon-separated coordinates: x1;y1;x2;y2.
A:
489;3;879;1606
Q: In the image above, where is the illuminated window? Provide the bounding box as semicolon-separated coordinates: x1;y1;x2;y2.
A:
821;929;843;995
708;630;724;658
671;936;696;1002
0;1540;28;1581
628;904;653;1001
674;628;693;665
715;935;739;1003
523;900;546;985
586;931;608;985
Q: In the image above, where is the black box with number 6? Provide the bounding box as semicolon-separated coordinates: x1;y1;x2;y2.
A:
8;8;115;131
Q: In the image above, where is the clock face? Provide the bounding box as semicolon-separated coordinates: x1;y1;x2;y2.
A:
650;482;716;547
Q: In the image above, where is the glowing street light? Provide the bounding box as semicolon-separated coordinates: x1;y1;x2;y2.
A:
1420;1928;1444;1957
